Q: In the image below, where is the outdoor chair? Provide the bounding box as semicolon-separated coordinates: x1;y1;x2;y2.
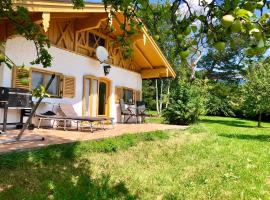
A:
136;101;151;123
120;99;137;123
36;104;114;132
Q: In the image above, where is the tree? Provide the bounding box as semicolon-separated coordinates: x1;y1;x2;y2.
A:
242;63;270;127
198;46;249;83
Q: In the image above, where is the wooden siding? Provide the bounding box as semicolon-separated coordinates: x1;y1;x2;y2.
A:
45;18;137;72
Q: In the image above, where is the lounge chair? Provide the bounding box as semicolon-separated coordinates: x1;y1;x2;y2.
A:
136;101;151;123
119;99;137;123
36;104;114;132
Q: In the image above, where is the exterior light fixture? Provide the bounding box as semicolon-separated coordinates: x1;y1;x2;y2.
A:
103;64;111;76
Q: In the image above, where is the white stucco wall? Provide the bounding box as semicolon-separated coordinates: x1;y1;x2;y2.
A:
0;36;142;126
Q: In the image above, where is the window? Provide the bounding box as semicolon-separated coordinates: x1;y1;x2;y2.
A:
12;67;76;99
122;88;134;104
88;32;106;49
115;86;141;104
32;69;61;97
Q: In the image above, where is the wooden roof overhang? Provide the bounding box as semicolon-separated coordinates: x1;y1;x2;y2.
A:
10;0;176;79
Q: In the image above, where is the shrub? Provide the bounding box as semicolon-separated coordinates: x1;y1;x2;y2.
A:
162;81;206;125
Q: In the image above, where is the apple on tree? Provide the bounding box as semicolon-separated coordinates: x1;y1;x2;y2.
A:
179;49;190;59
214;41;226;51
222;15;235;28
231;19;242;33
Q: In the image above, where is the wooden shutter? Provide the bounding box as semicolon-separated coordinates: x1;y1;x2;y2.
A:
63;75;76;98
115;87;122;103
12;66;31;91
135;90;141;102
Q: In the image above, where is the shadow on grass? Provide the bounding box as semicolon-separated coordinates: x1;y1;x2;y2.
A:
200;118;255;128
0;131;169;199
0;156;137;199
219;133;270;142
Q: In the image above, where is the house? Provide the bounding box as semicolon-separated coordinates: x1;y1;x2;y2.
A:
0;0;175;126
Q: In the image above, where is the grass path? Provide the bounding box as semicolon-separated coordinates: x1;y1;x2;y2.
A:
1;116;270;199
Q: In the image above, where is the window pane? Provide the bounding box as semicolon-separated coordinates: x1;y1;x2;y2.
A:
32;71;60;97
84;79;91;117
32;72;43;89
45;74;59;96
98;38;105;47
92;80;98;117
98;82;106;116
88;33;96;48
123;89;133;104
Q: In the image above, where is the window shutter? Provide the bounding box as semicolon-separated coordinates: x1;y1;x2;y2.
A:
63;76;76;98
12;66;31;91
135;90;141;102
115;87;122;103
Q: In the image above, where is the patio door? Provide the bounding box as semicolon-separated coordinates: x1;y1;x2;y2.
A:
83;76;110;117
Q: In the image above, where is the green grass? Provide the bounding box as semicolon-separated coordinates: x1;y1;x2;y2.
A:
1;116;270;199
145;110;165;124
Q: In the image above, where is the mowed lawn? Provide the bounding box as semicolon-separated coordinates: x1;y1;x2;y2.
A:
1;116;270;199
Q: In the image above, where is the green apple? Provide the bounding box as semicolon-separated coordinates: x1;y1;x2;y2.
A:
177;34;184;41
231;19;242;33
179;49;190;59
222;15;235;28
20;78;29;86
249;28;262;40
153;35;160;41
0;54;5;62
214;42;226;51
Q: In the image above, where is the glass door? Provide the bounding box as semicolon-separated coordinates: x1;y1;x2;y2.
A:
83;76;109;117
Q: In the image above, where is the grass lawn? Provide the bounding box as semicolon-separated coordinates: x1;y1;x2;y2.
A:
1;116;270;199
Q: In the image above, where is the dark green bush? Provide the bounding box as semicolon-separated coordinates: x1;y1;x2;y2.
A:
162;81;206;125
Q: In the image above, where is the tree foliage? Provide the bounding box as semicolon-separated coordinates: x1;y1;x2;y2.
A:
205;82;242;117
242;63;270;127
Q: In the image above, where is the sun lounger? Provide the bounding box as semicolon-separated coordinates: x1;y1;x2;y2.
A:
35;104;114;132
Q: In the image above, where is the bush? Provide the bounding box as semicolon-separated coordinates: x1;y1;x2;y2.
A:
162;81;206;125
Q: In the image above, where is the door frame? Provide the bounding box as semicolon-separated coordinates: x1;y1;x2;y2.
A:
82;75;111;117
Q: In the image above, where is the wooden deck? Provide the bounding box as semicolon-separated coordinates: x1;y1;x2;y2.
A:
0;123;187;154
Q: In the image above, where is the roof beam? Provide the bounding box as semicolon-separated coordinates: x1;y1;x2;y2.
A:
74;13;108;32
134;44;153;68
141;68;169;79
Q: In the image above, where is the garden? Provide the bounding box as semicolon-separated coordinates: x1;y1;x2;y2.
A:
1;116;270;199
1;0;270;199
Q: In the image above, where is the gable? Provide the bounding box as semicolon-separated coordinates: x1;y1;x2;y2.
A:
2;1;176;79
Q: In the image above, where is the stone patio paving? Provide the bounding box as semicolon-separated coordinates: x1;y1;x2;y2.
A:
0;123;187;154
